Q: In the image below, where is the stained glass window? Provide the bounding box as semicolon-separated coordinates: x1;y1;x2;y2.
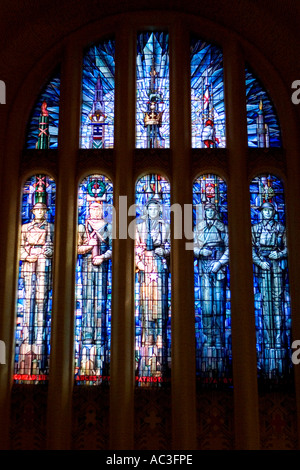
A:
250;175;292;384
136;32;169;149
80;38;115;149
246;66;281;148
135;174;171;386
191;36;226;148
14;174;56;383
75;174;113;385
25;71;60;149
193;175;232;386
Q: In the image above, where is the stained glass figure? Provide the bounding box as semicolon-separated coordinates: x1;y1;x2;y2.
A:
193;175;232;386
25;72;60;149
14;175;56;383
246;66;281;147
136;32;169;149
135;174;171;386
75;175;113;385
80;38;115;149
250;175;292;383
191;36;226;148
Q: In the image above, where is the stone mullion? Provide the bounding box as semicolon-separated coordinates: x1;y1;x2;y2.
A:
169;20;197;450
46;37;81;450
0;97;21;451
109;24;136;450
284;138;300;449
223;38;260;450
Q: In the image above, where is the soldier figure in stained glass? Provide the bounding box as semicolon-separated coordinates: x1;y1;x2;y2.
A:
252;202;288;348
135;197;171;380
77;198;112;376
18;183;54;375
194;202;229;348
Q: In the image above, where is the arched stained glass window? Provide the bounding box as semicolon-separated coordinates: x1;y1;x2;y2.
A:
246;66;281;148
14;174;56;383
193;175;232;386
80;38;115;149
135;174;171;386
25;71;60;149
136;32;169;149
75;174;113;385
191;37;226;148
250;175;292;384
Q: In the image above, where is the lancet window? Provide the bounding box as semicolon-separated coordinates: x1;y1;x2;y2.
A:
134;174;171;386
136;32;169;149
74;175;113;385
193;175;232;387
190;36;226;148
25;71;60;149
250;175;292;385
14;174;56;383
80;38;115;149
246;66;282;148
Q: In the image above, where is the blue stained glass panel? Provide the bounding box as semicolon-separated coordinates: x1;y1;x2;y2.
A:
250;175;292;384
135;174;171;386
80;38;115;149
136;32;169;149
25;72;60;149
191;37;226;148
193;175;232;387
14;174;56;383
75;174;113;385
246;66;281;147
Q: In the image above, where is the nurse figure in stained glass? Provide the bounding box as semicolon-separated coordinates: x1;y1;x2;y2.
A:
135;197;170;379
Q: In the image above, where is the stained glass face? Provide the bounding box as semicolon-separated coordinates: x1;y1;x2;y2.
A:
250;175;292;384
80;38;115;149
75;174;113;385
246;66;281;148
136;32;169;149
193;175;232;386
14;175;56;383
25;72;60;149
135;174;171;386
191;37;226;148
